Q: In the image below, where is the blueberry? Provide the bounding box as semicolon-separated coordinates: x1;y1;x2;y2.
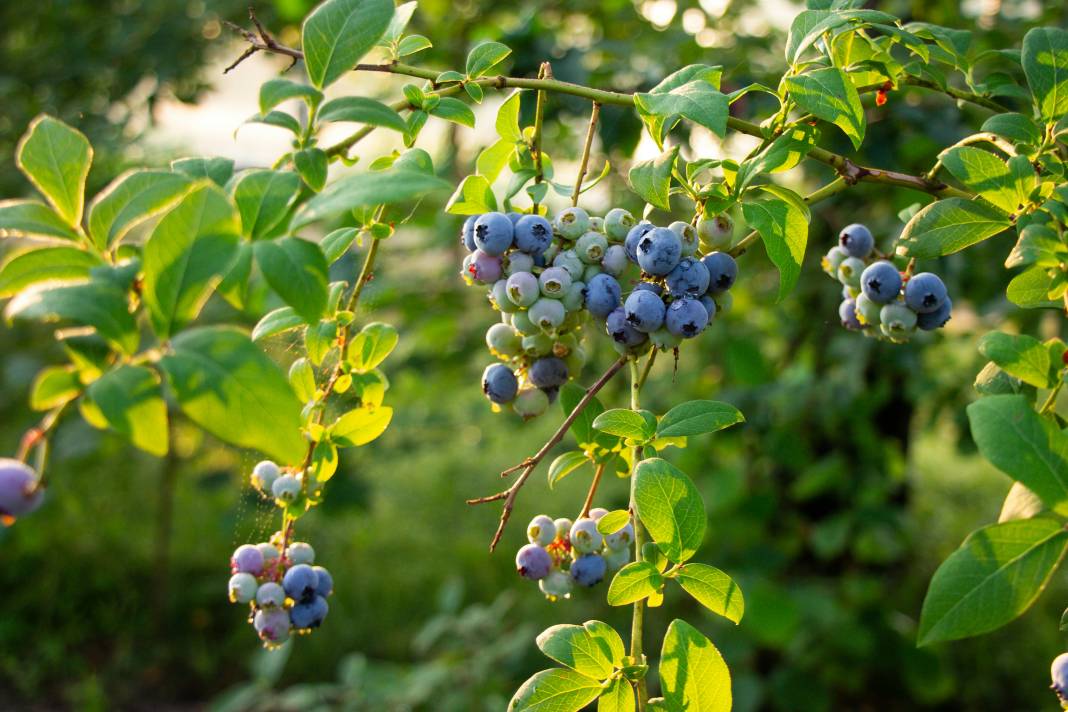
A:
822;246;848;276
699;295;717;322
553;249;586;281
507;212;524;225
839;223;874;258
624;223;655;263
604;547;631;571
482;363;519;404
256;581;286;608
0;459;43;518
604;208;637;241
904;272;948;313
916;297;952;331
701;252;737;293
506;271;540;307
539;569;573;601
636;227;682;276
272;474;300;503
715;291;733;314
606;307;649;347
650;327;682;351
514;215;553;254
854;293;881;326
569;517;603;554
668;221;699;255
522;333;553;357
511;310;539;336
588;216;605;233
561;281;587;312
665;297;709;338
539;267;572;298
605;522;635;551
290;595;329;630
570;554;607;587
489;280;516;313
486;323;521;357
624;289;666;333
555;207;590;240
460;216;478;251
283;563;318;602
1051;653;1068;698
473;212;514;255
254;608;291;645
251;460;281;493
839;299;862;331
529;357;569;388
228;572;258;603
860;261;902;304
505;251;535;276
232;544;265;575
553;517;573;542
666;257;711;296
588;507;609;520
311;566;333;597
600;244;629;276
513;387;549;418
697;214;732;251
582;264;603;283
465;250;502;284
879;302;918;338
633;281;663;296
576;231;608;264
516;543;552;580
837;257;865;289
287;542;315;566
528;514;557;547
529;298;567;331
257;543;280;566
586;274;622;318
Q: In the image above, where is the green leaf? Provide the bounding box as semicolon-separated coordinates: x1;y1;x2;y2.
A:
597;510;631;535
734;124;818;194
658;619;732;712
981;113;1042;145
330;405;393;447
259;78;322;114
171;157;234;187
378;0;415;45
305;319;337;366
741;196;809;301
317;96;409;134
635;81;729;141
560;382;616;450
16;114;92;226
445;174;497;215
675;564;744;624
252;306;304;341
310;440;339;482
477;139;515;183
607;561;663;606
30;366;81;411
397;34;432;57
322;228;360;263
5;281;138;354
898;198;1011;258
786;9;895;64
466;41;511;78
508;668;602;712
939;147;1024;215
230;169;301;240
918;517;1068;645
548;451;588;488
649;64;723;94
536;623;618;680
348;322;398;371
159;326;305;463
495;91;523;142
0;200;79;241
633;458;706;563
288;358;317;403
784;67;865;149
593;409;656;441
628;147;678;211
430;97;476;128
1022;27;1068;122
1007;265;1059;309
967;394;1068;516
86;365;168;456
656;400;744;438
978;332;1058;389
293;148;329;193
294;167;449;227
0;246;102;297
255;237;329;323
302;0;394;89
142;184;241;339
598;678;635;712
87;170;193;249
244;110;302;136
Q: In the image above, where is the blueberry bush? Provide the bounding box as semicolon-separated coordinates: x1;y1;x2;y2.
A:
1;0;1067;708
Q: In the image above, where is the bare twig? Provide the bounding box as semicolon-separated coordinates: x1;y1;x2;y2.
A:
578;462;607;519
571;102;601;207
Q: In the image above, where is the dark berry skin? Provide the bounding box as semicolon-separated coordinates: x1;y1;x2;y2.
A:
860;261;902;304
701;252;738;294
529;357;569;388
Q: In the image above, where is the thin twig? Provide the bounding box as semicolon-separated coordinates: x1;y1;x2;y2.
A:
579;462;607;519
571;102;601;207
636;346;657;390
531;63;551;211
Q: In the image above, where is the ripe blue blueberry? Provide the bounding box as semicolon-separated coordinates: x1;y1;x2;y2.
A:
586;274;622;318
529;357;569;388
538;267;572;298
272;474;300;503
486;323;522;357
839;223;874;258
836;257;864;289
516;544;553;580
1051;653;1068;698
290;595;329;630
666;257;711;296
256;581;286;608
283;563;319;602
553;250;585;281
461;216;478;251
701;252;737;294
904;272;948;313
473;212;514;255
554;517;573;542
665;297;709;338
465;250;502;284
0;459;43;518
507;212;524;226
562;281;587;312
251;460;281;493
482;363;519;404
624;223;655;263
668;221;699;256
604;208;637;241
505;251;535;276
287;542;315;566
254;608;291;645
312;566;333;597
529;298;567;331
514;215;553;254
513;387;549;418
606;307;649;347
601;244;629;276
624;289;666;333
861;261;902;304
569;517;603;554
506;271;540;307
697;214;732;252
528;514;557;547
576;231;608;264
916;297;952;331
634;281;663;296
880;303;918;339
228;572;258;603
699;295;717;321
636;227;682;276
555;207;590;240
839;299;862;331
232;544;265;575
539;570;573;601
570;554;607;587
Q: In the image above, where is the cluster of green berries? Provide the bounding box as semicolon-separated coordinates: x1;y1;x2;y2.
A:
227;533;333;648
462;208;737;418
823;224;952;342
516;509;634;600
250;459;308;507
0;458;44;525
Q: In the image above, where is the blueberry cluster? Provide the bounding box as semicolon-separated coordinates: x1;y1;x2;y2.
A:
823;224;952;342
462;208;737;417
0;458;43;524
227;535;333;648
515;509;634;601
1052;653;1068;706
250;459;304;505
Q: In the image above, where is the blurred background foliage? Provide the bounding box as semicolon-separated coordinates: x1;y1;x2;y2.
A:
1;0;1068;710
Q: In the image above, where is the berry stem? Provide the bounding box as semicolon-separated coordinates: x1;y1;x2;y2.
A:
1039;382;1063;416
16;401;72;488
636;346;658;391
571;102;601;207
578;461;607;519
531;62;551;212
627;356;648;710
